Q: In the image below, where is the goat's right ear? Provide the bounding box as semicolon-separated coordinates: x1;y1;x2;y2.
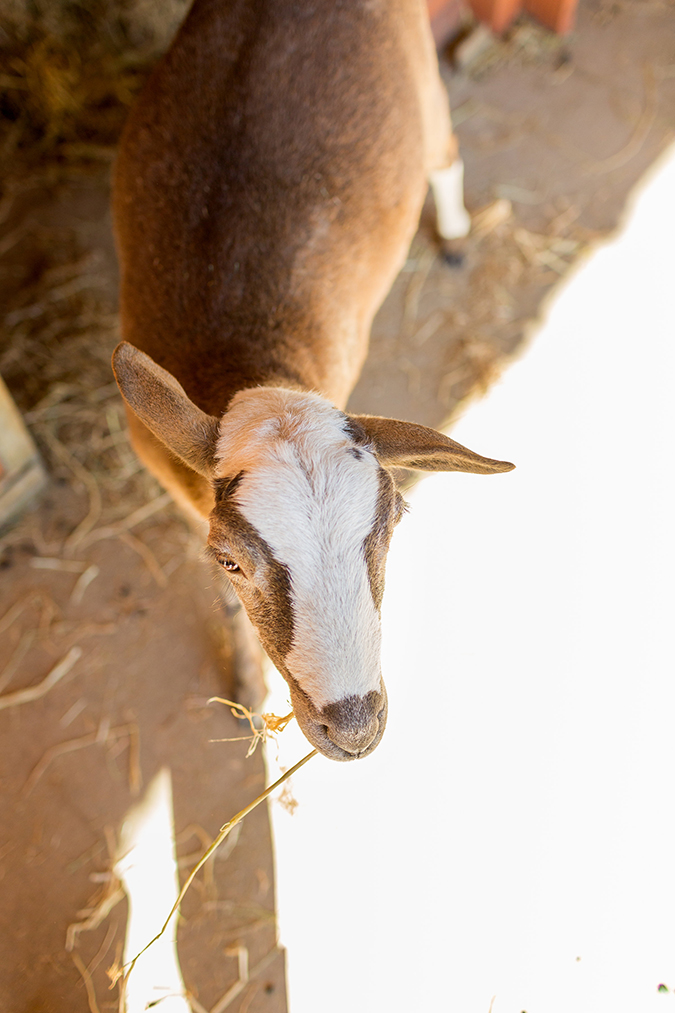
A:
112;341;220;478
347;413;514;474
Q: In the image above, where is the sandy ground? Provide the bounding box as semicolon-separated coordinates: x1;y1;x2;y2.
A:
0;1;673;1010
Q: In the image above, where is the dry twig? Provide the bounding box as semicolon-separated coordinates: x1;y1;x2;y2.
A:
0;645;81;712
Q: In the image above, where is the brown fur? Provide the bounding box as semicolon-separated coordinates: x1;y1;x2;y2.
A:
111;0;514;760
113;0;454;506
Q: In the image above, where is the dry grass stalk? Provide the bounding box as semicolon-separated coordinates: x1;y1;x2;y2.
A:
513;228;572;274
411;308;445;348
175;827;216;899
402;245;436;336
67;879;126;953
545;64;657;176
38;595;60;637
111;748;317;995
37;426;103;552
88;921;118;979
24;720;141;796
209;697;295;757
237;980;262;1013
0;644;81;712
209;945;280;1013
118;531;167;588
72;951;102;1013
78;492;173;549
0;629;36;693
24;728;98;796
0;594;40;637
29;557;88;572
276;781;300;816
50;619;115;639
471;199;512;239
175;822;241;885
70;564;100;604
127;721;142;796
60;696;87;728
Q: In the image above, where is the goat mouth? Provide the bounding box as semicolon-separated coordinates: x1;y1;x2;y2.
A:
287;681;388;762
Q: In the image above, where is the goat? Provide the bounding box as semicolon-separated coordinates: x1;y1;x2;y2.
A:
112;0;514;762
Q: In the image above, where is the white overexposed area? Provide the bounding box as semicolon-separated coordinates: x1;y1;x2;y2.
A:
265;142;675;1013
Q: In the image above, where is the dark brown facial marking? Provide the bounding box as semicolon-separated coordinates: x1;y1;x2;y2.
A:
362;467;399;611
340;414;371;449
207;488;295;662
214;470;245;503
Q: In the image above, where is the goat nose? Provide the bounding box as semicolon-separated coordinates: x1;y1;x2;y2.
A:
321;690;385;755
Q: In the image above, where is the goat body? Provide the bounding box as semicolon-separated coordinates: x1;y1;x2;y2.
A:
112;0;513;760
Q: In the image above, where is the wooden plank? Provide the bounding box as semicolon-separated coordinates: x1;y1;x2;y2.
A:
0;375;46;529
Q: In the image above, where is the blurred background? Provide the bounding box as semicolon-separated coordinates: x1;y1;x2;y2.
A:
0;1;673;1010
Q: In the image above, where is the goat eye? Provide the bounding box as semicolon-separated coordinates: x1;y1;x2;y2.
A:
218;557;241;573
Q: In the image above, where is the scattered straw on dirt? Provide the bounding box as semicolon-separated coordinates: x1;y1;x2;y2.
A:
543;64;658;177
110;748;317;997
67;877;125;954
29;557;88;572
23;719;141;796
69;563;100;604
0;594;40;636
87;921;118;979
175;821;241;900
0;643;81;711
77;493;175;549
118;531;167;587
211;945;281;1013
71;951;102;1013
185;940;279;1013
0;628;36;693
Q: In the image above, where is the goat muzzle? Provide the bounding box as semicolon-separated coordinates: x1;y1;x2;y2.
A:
289;681;388;761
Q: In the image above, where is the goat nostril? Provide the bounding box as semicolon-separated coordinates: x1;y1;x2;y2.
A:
324;717;379;754
316;689;387;757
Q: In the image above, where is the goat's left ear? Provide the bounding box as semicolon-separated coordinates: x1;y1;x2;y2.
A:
347;414;515;474
112;341;221;478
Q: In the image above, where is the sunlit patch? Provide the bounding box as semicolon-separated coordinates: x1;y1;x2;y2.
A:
114;768;190;1013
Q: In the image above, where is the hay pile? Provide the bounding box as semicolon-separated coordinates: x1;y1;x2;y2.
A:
0;1;191;558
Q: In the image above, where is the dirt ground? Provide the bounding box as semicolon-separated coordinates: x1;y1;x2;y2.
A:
0;1;674;1010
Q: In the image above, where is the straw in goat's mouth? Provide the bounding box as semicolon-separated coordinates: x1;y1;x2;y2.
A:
208;696;295;756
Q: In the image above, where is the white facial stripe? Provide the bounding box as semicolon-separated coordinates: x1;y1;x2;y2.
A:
215;388;383;709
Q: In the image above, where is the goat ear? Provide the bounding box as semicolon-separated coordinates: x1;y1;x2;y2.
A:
112;341;220;478
347;414;515;475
